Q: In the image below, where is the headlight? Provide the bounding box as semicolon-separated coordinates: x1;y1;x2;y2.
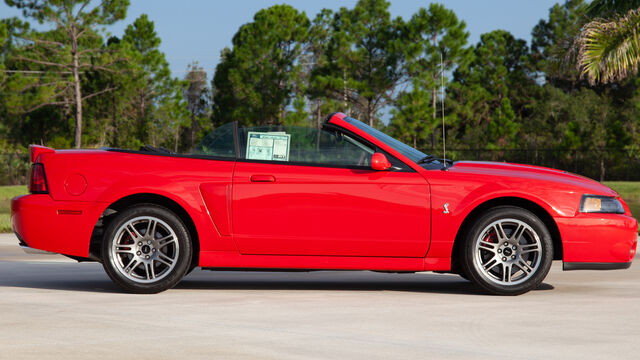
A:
579;195;624;214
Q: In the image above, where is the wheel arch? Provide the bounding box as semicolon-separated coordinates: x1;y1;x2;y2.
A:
451;196;562;272
90;193;200;268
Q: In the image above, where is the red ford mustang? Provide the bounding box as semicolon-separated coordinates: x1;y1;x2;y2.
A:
11;112;638;294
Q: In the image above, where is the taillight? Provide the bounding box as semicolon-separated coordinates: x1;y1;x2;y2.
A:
29;163;48;194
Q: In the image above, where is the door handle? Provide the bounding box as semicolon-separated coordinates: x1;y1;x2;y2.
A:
250;175;276;182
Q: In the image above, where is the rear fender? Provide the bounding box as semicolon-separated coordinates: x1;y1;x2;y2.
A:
98;177;236;253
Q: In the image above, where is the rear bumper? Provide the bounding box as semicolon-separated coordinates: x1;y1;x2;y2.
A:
14;231;54;254
556;214;637;268
11;194;107;257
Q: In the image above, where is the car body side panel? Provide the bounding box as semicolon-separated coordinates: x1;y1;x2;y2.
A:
11;194;107;257
232;161;430;257
426;181;559;261
32;150;238;253
418;166;628;263
199;183;233;236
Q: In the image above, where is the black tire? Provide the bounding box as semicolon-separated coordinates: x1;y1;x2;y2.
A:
101;204;192;294
460;206;553;295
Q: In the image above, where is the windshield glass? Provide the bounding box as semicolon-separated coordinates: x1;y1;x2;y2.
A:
342;117;428;163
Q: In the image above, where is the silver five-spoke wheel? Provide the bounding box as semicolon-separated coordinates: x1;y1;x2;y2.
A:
111;216;179;283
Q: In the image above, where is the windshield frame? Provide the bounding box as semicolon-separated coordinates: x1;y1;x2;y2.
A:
341;117;428;163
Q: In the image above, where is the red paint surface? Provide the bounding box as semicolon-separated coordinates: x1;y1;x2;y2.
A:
11;113;638;271
232;162;429;257
64;173;87;196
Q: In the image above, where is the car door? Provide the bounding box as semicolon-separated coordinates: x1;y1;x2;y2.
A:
231;125;430;257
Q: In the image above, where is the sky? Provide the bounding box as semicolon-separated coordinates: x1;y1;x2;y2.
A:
0;0;562;78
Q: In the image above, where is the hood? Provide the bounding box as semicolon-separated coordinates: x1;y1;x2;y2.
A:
449;161;618;197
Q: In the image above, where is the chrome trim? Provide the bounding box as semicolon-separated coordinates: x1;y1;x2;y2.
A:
443;203;450;214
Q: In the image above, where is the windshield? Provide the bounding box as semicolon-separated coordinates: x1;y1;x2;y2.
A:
342;117;428;163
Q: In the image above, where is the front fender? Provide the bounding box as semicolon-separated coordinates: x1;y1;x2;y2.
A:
427;179;566;261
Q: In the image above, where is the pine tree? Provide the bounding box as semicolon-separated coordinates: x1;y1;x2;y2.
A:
183;61;209;149
4;0;129;148
211;4;310;126
122;14;174;143
531;0;586;88
312;0;406;127
449;30;530;149
391;3;470;149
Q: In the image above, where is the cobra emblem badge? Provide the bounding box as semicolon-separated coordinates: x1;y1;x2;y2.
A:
443;203;450;214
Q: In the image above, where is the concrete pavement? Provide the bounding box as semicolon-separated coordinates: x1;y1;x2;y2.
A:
0;233;638;359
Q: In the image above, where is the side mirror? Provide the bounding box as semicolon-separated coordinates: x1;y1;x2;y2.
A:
371;152;391;171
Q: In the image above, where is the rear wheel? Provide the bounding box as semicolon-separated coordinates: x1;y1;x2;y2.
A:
460;206;553;295
101;205;192;293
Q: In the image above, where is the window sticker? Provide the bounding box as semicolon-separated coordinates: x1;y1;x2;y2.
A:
246;131;291;161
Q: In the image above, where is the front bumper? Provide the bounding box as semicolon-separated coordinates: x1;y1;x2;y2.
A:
11;194;107;257
563;261;632;271
556;213;637;268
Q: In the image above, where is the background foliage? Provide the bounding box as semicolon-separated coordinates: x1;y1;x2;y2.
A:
2;0;640;183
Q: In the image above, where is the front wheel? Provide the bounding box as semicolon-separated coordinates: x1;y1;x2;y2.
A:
460;206;553;295
101;205;192;293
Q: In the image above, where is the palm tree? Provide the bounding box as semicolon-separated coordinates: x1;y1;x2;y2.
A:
572;0;640;84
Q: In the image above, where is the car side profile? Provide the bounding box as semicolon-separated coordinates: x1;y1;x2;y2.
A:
11;112;638;294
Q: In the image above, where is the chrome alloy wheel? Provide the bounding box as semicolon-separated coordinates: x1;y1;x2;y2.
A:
110;216;180;283
473;218;542;286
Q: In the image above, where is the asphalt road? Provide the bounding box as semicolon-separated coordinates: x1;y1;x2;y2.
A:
0;233;638;360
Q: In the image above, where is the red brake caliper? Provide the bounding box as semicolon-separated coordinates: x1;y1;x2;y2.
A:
483;231;497;244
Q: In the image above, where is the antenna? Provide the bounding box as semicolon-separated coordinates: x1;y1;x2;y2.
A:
343;68;349;116
441;51;447;169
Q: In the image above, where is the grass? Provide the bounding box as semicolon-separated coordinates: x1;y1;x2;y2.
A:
0;185;28;233
0;182;638;233
604;182;640;221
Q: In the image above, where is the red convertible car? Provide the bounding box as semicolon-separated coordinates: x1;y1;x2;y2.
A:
11;112;638;294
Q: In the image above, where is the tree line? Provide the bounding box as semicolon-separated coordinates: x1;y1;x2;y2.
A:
1;0;640;183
